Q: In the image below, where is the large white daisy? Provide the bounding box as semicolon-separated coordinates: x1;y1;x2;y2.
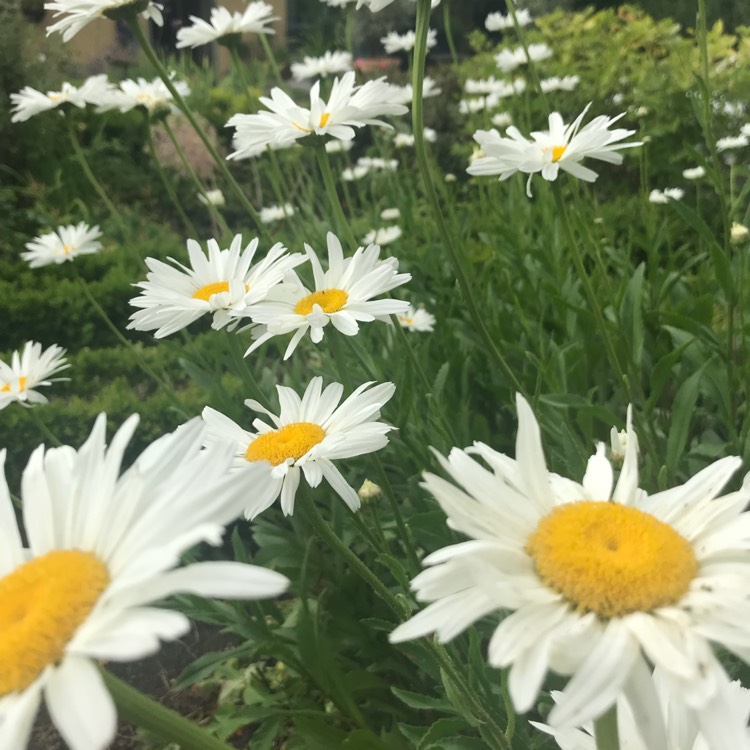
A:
244;231;411;360
467;103;642;196
175;2;277;49
391;394;750;747
0;342;69;410
45;0;164;42
10;76;112;122
226;71;408;160
128;235;305;338
21;222;102;268
202;377;396;517
0;415;288;749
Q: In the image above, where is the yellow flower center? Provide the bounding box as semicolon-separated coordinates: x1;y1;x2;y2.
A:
551;145;566;162
293;288;349;316
192;281;230;302
245;422;326;466
0;550;110;696
526;501;698;618
319;112;331;127
1;377;26;393
61;245;74;255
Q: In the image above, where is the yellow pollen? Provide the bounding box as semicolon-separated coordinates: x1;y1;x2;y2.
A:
0;550;109;696
526;501;698;619
1;377;27;393
62;245;74;255
245;422;326;465
319;112;331;127
192;281;231;302
551;145;566;162
293;288;349;316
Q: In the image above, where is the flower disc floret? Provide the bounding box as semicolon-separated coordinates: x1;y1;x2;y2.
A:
245;422;326;465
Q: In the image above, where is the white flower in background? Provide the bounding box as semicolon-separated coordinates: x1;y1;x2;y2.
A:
10;75;111;122
358;479;382;501
343;156;398;178
0;415;288;749
128;235;305;338
391;394;750;748
682;166;706;180
198;189;226;207
105;76;190;115
609;423;637;468
391;76;442;106
731;222;749;243
260;203;295;223
357;0;440;10
717;135;749;152
492;112;512;128
485;8;532;31
321;0;357;5
176;2;277;48
291;50;353;80
495;43;552;72
540;75;580;93
22;222;103;268
397;305;435;332
201;377;396;516
741;123;750;137
381;28;437;54
468;103;641;197
380;207;400;220
45;0;163;42
444;173;456;182
649;188;684;204
342;164;370;181
227;71;408;159
325;138;354;153
362;226;402;246
0;342;68;409
393;128;437;147
460;97;492;114
245;231;411;360
465;77;526;99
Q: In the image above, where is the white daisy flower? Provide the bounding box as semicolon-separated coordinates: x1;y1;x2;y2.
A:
342;164;370;181
45;0;164;42
392;394;750;747
291;50;353;81
540;75;580;93
244;231;411;360
0;342;69;410
201;377;396;517
198;189;226;207
105;75;190;115
492;112;512;128
0;415;288;749
683;166;706;180
128;235;305;338
649;188;684;204
343;156;397;180
460;97;490;115
21;222;103;268
325;138;354;154
321;0;357;5
485;8;532;31
717;135;749;152
391;76;442;106
467;103;642;197
260;203;295;223
175;2;277;49
393;128;437;147
381;28;437;55
362;226;402;245
227;71;408;160
380;207;401;220
357;0;439;10
741;123;750;137
397;305;435;332
10;75;111;122
495;43;552;73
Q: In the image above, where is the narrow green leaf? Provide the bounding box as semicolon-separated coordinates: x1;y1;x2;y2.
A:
666;361;710;476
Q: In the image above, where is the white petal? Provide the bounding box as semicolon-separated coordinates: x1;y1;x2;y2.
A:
581;444;613;500
0;682;42;750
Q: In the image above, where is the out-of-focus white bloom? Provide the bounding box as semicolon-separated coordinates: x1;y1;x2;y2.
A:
397;305;435;332
325;138;354;153
459;97;490;115
485;8;532;31
468;103;641;197
343;156;398;178
176;2;277;48
717;135;749;152
321;0;357;6
198;189;226;207
342;165;369;181
610;424;637;468
492;112;512;128
227;71;408;159
682;166;706;180
10;75;111;122
465;77;526;100
380;207;400;220
741;123;750;137
358;479;382;501
731;222;749;243
393;128;437;147
391;76;442;106
0;342;69;409
381;28;437;54
540;75;580;93
45;0;163;41
444;173;456;182
260;203;295;223
495;43;552;73
649;188;684;204
291;50;353;81
104;76;190;115
22;222;103;268
362;226;402;246
357;0;439;10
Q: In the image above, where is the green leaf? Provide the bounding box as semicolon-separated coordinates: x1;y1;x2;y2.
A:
418;718;470;749
432;737;491;750
440;668;480;726
666;360;710;477
619;263;646;367
391;686;455;713
646;339;695;409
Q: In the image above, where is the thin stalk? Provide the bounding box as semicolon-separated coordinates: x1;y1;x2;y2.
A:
505;0;549;111
442;0;459;65
412;0;524;396
101;669;234;750
128;19;262;231
228;45;251;95
315;146;357;248
345;4;355;56
146;124;199;237
67;118;127;235
593;705;620;750
26;407;62;446
259;33;284;86
226;330;272;411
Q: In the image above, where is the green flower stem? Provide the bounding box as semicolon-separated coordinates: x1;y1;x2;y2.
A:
505;0;549;111
26;406;62;446
442;0;459;65
412;0;524;397
259;33;284;86
594;705;620;750
100;669;234;750
315;146;358;248
128;19;262;231
66;118;128;236
228;45;251;95
146;124;199;237
226;330;273;411
345;4;355;56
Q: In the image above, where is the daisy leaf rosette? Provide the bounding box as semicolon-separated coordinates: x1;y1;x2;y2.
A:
244;231;411;360
226;71;408;160
467;103;642;197
0;416;288;749
10;75;112;122
21;222;102;268
391;394;750;748
45;0;164;42
201;376;396;517
128;235;306;338
175;2;278;49
0;342;69;410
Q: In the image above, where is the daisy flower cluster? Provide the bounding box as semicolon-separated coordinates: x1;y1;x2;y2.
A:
485;8;533;31
100;75;191;115
381;28;437;55
342;156;398;181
